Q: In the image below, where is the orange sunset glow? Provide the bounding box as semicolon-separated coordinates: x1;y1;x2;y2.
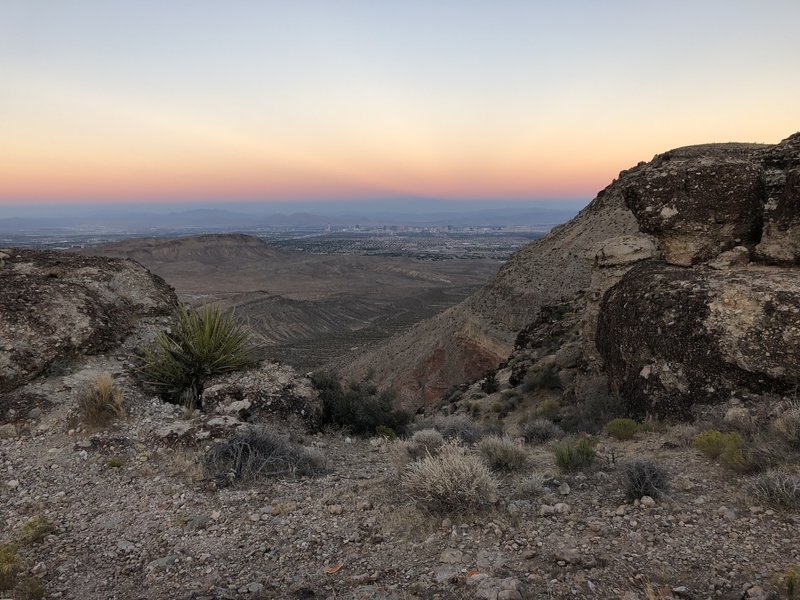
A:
1;2;799;206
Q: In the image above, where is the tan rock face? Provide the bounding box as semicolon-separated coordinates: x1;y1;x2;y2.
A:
597;263;800;416
0;250;177;392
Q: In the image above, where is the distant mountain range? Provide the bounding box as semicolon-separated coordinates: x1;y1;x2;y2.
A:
0;202;583;233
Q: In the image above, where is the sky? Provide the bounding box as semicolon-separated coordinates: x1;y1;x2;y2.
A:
1;0;799;209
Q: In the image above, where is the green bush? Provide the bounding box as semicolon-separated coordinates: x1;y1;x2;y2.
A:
477;436;528;472
139;304;256;407
553;436;596;473
692;430;742;459
623;460;669;499
311;371;410;437
604;418;639;441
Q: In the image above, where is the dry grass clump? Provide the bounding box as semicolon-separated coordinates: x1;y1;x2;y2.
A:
553;436;596;473
205;426;326;484
477;435;528;472
78;373;125;428
0;544;23;591
17;516;54;545
400;440;498;513
750;470;800;509
389;428;445;472
426;415;486;444
514;474;546;498
773;401;800;450
522;418;563;445
623;460;669;499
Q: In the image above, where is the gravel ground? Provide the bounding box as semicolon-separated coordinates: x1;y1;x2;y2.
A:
2;365;799;600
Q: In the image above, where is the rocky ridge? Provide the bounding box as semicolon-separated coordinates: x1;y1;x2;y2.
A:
345;133;800;415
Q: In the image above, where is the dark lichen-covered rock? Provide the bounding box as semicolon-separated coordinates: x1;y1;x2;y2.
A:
0;249;177;392
621;143;766;266
597;262;800;417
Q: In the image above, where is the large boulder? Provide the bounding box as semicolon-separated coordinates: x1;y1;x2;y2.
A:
0;249;177;392
597;262;800;417
621;143;765;266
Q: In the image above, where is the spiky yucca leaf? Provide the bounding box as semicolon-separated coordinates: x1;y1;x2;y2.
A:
139;304;256;406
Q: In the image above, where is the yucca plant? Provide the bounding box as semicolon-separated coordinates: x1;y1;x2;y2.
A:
139;304;257;407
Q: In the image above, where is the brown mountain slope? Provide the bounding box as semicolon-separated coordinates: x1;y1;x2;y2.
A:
341;176;648;407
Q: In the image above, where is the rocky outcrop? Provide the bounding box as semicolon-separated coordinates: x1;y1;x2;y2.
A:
0;249;177;392
621;143;766;266
756;133;800;264
598;263;800;417
345;132;800;412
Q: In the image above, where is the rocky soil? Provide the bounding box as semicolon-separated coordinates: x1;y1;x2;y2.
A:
3;358;800;600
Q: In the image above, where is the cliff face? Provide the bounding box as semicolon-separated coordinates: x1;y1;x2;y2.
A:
345;133;800;411
0;249;177;393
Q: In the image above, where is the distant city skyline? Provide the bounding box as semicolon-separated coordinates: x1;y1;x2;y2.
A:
2;1;799;205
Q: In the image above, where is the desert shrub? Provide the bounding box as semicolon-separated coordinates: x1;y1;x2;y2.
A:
375;425;397;440
774;402;800;450
561;390;626;434
623;460;669;499
553;436;596;473
720;444;758;474
139;304;257;407
17;516;54;545
477;436;528;472
750;470;800;509
13;576;46;600
604;418;639;441
522;364;561;393
426;415;485;445
692;430;742;459
537;399;561;420
205;426;325;484
311;372;410;436
0;544;22;591
389;429;445;472
400;440;498;513
515;474;546;498
411;428;445;454
481;371;499;394
522;418;564;444
77;373;125;428
784;564;800;600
